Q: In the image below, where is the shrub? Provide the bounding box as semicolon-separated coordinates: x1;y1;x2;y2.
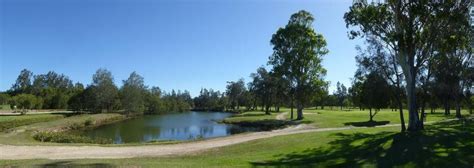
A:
33;131;112;144
68;122;83;130
84;118;94;126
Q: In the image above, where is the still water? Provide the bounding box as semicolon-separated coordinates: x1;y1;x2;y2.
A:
82;111;245;143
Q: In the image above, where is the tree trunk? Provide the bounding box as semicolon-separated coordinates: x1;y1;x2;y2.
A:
369;108;373;122
265;105;270;115
470;104;473;114
455;99;462;118
405;67;421;132
444;100;450;115
290;99;294;120
296;102;303;120
419;101;425;129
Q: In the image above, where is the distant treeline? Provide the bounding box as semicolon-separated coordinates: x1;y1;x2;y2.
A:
0;69;193;115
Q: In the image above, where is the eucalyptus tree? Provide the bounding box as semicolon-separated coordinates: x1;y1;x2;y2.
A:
269;10;328;120
91;68;119;113
11;69;33;95
225;79;246;110
345;0;470;131
335;82;348;110
249;67;275;114
121;72;147;115
432;12;473;118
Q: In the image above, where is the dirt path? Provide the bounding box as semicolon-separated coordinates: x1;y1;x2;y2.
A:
276;112;287;120
0;117;457;160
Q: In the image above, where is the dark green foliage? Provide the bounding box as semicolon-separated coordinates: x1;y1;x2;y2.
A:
33;131;112;144
334;82;347;110
225;79;246;110
120;72;147;115
146;89;193;114
31;71;74;109
269;10;329;120
90;69;120;113
9;94;42;112
360;73;391;121
0;93;10;105
193;88;226;111
11;69;33;95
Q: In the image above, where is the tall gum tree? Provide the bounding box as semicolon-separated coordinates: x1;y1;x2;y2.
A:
269;10;328;120
345;0;470;132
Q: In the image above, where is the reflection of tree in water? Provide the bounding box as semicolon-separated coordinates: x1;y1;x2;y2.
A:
199;126;214;137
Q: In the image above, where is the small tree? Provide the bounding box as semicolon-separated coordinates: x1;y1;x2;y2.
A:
360;73;390;122
335;82;348;110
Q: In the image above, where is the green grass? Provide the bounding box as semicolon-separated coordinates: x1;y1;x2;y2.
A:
0;114;66;132
222;108;461;130
0;113;125;145
2;120;473;167
297;108;461;128
0;104;11;110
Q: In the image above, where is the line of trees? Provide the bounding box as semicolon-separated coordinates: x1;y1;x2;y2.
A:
2;69;193;115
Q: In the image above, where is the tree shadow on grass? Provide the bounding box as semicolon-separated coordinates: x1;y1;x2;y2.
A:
37;161;114;168
237;113;271;117
344;120;390;127
229;119;297;131
251;120;474;168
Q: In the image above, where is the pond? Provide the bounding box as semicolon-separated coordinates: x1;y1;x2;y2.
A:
82;111;250;144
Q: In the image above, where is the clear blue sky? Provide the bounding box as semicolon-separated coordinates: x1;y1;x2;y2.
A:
0;0;362;97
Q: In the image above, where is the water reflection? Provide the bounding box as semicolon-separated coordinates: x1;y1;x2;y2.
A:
82;111;250;144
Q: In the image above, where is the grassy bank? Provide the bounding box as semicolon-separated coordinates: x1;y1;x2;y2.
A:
0;113;66;132
0;113;126;145
1;119;472;167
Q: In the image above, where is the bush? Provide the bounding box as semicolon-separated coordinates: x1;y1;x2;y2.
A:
68;122;83;130
33;131;112;144
84;118;94;126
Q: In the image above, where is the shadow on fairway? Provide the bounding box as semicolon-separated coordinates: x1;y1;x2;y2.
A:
344;120;390;127
37;161;115;168
251;120;474;168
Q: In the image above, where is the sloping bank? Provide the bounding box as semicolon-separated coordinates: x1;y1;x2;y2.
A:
30;113;127;144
